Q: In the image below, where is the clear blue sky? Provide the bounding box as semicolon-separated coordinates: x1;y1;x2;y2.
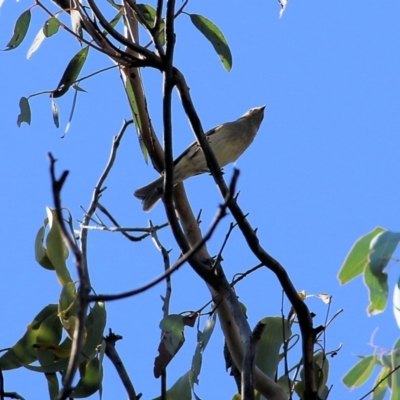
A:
1;1;399;399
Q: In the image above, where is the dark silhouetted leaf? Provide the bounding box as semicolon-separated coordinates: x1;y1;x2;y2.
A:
17;97;31;127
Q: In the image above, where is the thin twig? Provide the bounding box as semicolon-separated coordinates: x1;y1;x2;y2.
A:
86;0;163;69
359;363;400;400
48;154;89;400
80;119;132;247
231;263;264;286
89;171;239;302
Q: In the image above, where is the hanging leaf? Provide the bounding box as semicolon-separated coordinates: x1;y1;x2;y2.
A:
279;0;288;18
16;97;31;127
52;99;60;128
188;13;232;71
52;46;89;98
70;357;103;398
4;9;31;50
123;76;148;163
154;314;187;378
45;207;72;286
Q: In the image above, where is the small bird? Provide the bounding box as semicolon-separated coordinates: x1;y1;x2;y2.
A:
134;106;266;211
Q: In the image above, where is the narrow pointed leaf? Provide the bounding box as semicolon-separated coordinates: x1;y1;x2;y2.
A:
35;223;55;270
124;76;148;163
52;46;89;98
52;99;60;128
342;355;377;388
391;338;400;400
189;13;232;71
46;207;72;286
0;304;58;370
256;317;291;379
4;9;31;50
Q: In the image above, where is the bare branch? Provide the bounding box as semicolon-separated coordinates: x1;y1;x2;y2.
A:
48;154;89;400
89;171;238;302
105;330;138;400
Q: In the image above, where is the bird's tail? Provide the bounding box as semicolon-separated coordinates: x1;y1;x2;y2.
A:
134;177;164;212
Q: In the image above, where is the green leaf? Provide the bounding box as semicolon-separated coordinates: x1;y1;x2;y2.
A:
52;46;89;98
102;8;124;36
0;304;58;370
71;357;103;398
338;227;385;284
35;223;55;270
124;76;148;163
46;207;72;286
371;366;389;400
16;97;31;127
390;338;400;400
4;9;31;50
82;302;107;359
364;262;388;315
36;313;63;346
256;317;291;379
369;231;400;274
189;13;232;71
58;281;77;316
160;314;185;356
52;99;60;128
44;17;61;37
342;355;377;388
314;352;329;397
106;0;122;10
135;4;165;45
152;371;191;400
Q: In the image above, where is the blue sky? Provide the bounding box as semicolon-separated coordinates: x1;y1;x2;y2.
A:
1;1;400;399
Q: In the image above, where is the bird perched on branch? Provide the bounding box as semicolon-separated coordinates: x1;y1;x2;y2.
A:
134;106;266;212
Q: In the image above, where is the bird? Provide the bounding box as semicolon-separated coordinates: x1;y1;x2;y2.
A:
134;105;266;211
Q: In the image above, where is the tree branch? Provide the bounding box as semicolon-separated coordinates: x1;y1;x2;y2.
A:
48;154;90;400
